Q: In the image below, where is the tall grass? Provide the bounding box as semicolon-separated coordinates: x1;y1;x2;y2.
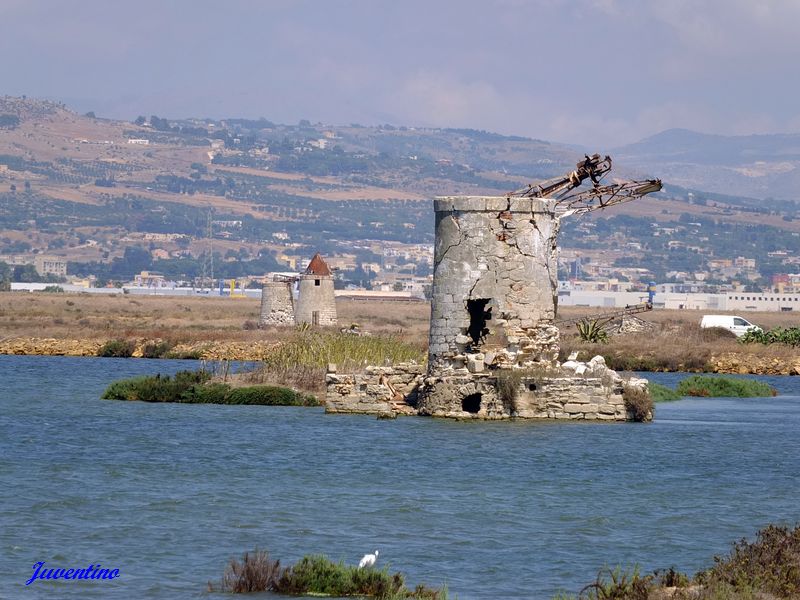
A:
210;550;447;599
247;331;426;392
265;331;426;370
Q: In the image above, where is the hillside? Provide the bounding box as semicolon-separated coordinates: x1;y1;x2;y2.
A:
0;96;798;287
615;128;800;203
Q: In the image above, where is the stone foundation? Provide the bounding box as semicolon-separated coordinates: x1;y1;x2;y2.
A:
325;356;647;422
325;362;424;415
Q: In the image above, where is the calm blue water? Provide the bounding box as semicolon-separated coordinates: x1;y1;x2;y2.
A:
1;356;799;600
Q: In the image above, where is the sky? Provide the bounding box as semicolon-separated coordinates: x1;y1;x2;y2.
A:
1;0;799;147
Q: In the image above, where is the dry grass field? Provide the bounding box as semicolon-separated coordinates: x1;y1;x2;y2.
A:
0;291;796;373
0;292;430;344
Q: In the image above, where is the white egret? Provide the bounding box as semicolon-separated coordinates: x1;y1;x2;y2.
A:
358;550;379;569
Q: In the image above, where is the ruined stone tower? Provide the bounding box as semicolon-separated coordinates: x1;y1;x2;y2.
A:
414;195;629;419
294;253;337;326
259;279;294;327
426;196;561;375
327;156;660;420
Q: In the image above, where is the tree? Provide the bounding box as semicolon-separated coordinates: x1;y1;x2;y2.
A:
0;260;10;290
13;264;40;283
134;116;146;126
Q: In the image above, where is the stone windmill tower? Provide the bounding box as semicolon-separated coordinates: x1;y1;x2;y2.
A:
418;155;661;417
294;253;337;326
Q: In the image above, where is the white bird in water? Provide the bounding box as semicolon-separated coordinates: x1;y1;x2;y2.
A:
358;550;379;569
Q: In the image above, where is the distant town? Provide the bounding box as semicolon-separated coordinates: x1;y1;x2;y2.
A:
1;96;799;313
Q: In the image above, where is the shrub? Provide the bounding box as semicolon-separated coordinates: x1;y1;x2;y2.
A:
102;371;318;406
226;385;319;406
215;549;281;593
97;338;136;358
211;550;447;599
141;340;174;359
676;375;776;398
622;383;653;422
101;370;210;401
648;382;682;403
697;523;800;598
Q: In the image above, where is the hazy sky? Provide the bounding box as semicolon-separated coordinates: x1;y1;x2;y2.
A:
2;0;798;146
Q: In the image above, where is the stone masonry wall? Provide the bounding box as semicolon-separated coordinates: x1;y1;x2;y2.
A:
419;356;635;420
326;356;647;422
427;196;561;379
325;362;424;415
259;281;294;327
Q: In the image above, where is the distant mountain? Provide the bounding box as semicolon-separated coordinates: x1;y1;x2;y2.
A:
614;128;800;202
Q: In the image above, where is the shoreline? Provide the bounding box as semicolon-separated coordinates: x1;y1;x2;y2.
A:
2;336;798;376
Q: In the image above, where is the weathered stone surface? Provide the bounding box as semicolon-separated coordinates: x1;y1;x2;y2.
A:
259;281;294;326
328;195;651;422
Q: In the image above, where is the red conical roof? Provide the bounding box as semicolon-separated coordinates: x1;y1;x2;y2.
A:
305;252;331;276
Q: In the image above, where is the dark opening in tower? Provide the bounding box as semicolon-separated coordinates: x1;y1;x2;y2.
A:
461;393;482;413
466;298;492;346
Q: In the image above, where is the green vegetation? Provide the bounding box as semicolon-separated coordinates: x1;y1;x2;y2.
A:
676;375;776;398
648;382;682;402
101;370;319;406
576;319;609;344
621;383;653;422
558;523;800;599
248;331;425;394
97;338;136;358
210;550;447;599
140;340;174;359
740;326;800;347
265;331;425;371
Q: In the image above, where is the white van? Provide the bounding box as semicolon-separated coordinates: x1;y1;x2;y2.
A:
700;315;761;337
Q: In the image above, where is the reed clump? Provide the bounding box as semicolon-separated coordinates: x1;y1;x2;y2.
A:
246;330;426;393
210;550;447;599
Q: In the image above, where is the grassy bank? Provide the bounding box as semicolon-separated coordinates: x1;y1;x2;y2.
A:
558;523;800;599
2;291;798;376
676;375;776;397
101;370;319;405
648;382;682;402
647;376;775;401
209;550;447;599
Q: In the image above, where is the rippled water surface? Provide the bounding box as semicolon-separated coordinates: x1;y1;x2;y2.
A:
1;356;799;599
